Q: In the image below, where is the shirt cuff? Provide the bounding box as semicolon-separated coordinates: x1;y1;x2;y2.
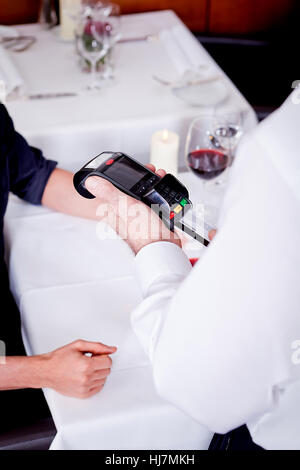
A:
135;241;192;297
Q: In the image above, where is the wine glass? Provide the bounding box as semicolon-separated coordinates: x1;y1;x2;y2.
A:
185;115;231;185
185;114;233;223
213;108;245;162
75;21;110;91
91;2;122;82
39;0;57;29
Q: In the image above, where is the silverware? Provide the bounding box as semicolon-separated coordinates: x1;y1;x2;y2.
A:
0;36;36;52
153;73;221;88
118;34;158;44
27;92;78;100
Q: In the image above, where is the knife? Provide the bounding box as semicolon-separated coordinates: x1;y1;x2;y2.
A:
28;92;78;100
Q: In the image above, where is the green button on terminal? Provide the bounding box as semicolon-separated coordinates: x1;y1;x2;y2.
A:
180;198;188;207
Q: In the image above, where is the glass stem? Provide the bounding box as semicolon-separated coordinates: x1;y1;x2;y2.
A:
90;60;98;89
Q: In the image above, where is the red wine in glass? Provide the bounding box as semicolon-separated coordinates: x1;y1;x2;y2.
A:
187;149;229;180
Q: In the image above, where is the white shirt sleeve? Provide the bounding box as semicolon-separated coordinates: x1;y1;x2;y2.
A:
133;242;192;361
131;93;300;435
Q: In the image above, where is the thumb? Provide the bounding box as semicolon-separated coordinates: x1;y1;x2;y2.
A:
73;340;117;355
209;229;217;241
85;176;114;198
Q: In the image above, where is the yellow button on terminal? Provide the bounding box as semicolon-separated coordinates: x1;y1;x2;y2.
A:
174;205;183;214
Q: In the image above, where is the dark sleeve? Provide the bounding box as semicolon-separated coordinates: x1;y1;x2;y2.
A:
0;104;57;205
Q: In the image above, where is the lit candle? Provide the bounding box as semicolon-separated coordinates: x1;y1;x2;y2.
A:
150;130;179;176
60;0;81;41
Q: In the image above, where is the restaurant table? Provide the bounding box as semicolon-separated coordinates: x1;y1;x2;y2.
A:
5;10;257;172
4;10;257;450
4;172;214;450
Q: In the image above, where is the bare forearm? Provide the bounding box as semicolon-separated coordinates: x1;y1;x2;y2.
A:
42;168;101;220
0;356;49;390
0;341;116;397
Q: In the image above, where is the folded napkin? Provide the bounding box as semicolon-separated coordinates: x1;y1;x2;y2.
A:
172;24;208;69
159;25;209;78
159;29;192;76
0;45;25;101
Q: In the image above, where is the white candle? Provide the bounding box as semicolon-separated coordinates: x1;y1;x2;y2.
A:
60;0;81;41
150;129;179;176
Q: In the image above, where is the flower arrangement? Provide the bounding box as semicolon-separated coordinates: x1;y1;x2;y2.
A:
79;19;112;71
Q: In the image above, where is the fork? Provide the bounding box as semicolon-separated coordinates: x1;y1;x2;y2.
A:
0;36;36;52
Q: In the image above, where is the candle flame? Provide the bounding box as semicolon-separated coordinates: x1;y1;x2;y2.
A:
162;129;169;142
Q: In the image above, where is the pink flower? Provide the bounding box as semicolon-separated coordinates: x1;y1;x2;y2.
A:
84;20;112;36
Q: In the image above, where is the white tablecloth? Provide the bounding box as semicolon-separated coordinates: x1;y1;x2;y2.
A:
4;176;214;450
3;10;257;449
5;10;256;172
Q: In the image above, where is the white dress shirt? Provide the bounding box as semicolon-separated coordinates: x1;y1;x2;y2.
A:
131;90;300;450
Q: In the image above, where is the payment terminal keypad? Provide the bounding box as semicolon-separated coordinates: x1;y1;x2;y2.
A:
151;175;192;219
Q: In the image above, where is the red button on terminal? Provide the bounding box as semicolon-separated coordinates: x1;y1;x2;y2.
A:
106;159;114;165
169;211;175;220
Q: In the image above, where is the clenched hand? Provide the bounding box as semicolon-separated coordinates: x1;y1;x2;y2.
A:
41;340;117;399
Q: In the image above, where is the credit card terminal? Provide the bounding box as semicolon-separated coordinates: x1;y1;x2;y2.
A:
74;152;210;246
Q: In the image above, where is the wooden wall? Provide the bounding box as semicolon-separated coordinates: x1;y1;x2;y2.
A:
0;0;297;34
116;0;207;32
0;0;40;25
208;0;297;35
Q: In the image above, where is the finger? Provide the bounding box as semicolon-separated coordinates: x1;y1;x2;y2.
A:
92;368;111;380
91;354;113;370
91;373;107;382
146;163;156;172
82;386;104;399
85;176;116;198
89;385;104;395
90;377;106;386
209;229;217;241
156;169;166;178
72;340;117;355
